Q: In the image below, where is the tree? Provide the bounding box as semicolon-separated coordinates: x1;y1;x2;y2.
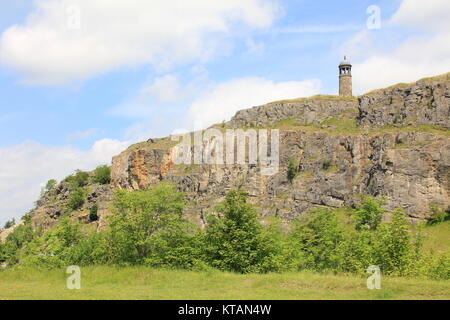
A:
89;204;99;222
354;196;385;230
93;165;111;185
371;212;418;275
45;179;57;192
106;182;187;264
290;209;344;271
203;190;281;273
3;218;15;229
65;170;89;188
68;188;85;211
2;222;35;264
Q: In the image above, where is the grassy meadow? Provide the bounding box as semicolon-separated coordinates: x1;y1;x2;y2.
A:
0;266;449;300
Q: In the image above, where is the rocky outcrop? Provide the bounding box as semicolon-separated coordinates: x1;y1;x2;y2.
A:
111;128;450;223
27;180;112;232
358;73;450;129
229;96;358;128
17;73;450;233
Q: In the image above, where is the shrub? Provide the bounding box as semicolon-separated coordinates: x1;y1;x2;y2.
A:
354;196;385;230
371;212;420;276
290;209;344;271
93;165;111;185
3;218;15;230
68;188;85;211
322;158;332;171
89;204;99;222
105;182;188;265
20;218;83;268
45;179;57;192
287;158;298;182
65;170;89;188
203;190;283;273
427;203;449;225
2;222;35;265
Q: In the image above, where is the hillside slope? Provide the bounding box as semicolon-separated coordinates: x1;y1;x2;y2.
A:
2;72;449;235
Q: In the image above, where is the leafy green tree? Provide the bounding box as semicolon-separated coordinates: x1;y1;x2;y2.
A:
371;212;419;275
45;179;57;192
68;188;85;211
354;196;385;230
2;222;35;264
89;204;99;222
203;190;282;273
290;209;344;271
65;170;89;188
105;182;188;265
3;218;15;229
20;218;83;268
93;165;111;185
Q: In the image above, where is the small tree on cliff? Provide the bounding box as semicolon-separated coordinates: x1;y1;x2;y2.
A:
203;190;282;273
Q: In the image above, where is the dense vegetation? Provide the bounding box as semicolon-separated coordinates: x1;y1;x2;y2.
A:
0;183;448;281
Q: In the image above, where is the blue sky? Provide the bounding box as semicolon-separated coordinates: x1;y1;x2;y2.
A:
1;0;449;224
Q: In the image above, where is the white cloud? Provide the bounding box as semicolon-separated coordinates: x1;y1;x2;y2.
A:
344;0;450;94
0;0;279;85
67;128;98;142
186;77;321;128
141;75;182;104
0;139;131;225
113;75;320;139
391;0;450;30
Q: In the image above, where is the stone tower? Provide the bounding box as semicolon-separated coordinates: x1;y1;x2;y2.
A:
339;56;352;97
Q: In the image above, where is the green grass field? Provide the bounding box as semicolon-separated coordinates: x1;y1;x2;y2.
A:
0;266;449;300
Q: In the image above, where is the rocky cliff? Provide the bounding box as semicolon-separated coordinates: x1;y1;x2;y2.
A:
110;73;450;224
5;73;449;236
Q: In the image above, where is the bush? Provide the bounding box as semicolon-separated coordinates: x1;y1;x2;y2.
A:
20;218;83;268
203;190;283;273
65;170;89;188
105;182;189;265
93;165;111;185
322;158;332;171
290;209;344;271
427;203;449;225
2;222;35;265
354;196;385;230
3;218;15;230
45;179;57;192
89;204;99;222
68;188;85;211
371;212;420;276
287;158;298;182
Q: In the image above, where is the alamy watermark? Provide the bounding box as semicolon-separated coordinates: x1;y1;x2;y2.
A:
66;265;81;290
67;5;82;30
367;265;381;290
367;5;381;30
171;127;280;176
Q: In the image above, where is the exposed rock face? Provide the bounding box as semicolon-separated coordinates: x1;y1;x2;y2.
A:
17;73;450;234
27;180;112;232
111;129;450;223
110;75;450;223
229;97;357;128
358;75;450;129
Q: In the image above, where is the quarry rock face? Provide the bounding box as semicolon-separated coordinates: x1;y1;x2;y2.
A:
229;98;358;128
358;74;450;129
109;75;450;223
16;74;449;233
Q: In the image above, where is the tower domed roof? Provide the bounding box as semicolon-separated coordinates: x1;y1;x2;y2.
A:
339;56;352;67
